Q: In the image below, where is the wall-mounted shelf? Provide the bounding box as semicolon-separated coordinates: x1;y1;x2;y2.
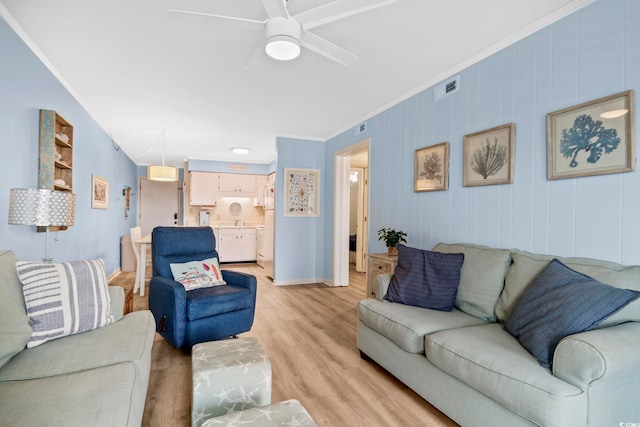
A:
38;109;74;230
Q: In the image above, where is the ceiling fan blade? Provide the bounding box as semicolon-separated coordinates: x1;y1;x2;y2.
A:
300;31;357;66
260;0;289;19
294;0;396;30
165;9;266;27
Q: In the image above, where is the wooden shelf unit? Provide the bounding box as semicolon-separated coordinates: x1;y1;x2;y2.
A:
38;109;74;231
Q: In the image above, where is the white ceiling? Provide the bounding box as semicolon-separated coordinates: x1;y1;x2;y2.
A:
1;0;593;167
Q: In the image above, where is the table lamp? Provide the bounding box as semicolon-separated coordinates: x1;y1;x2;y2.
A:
8;188;77;262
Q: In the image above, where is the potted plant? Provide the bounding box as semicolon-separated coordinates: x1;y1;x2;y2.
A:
377;228;407;256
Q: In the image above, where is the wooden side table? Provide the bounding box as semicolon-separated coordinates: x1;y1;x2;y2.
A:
366;253;398;299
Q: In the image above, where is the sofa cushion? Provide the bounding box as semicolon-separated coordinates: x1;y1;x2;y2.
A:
433;243;511;321
384;244;464;311
425;323;586;427
0;310;155;381
0;251;32;368
0;363;137;427
170;257;226;291
16;259;114;348
358;299;486;354
504;259;639;368
496;250;640;325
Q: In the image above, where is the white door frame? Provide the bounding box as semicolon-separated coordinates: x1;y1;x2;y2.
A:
333;138;370;286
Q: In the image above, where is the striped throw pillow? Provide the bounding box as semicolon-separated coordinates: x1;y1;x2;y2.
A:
16;259;114;348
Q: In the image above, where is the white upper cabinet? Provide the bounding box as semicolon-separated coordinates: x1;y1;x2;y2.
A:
218;173;258;194
253;175;268;206
189;171;218;205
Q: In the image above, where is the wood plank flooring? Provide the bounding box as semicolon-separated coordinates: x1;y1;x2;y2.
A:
111;264;458;427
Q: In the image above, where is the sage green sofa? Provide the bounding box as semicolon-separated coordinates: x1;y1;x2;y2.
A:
357;243;640;427
0;250;156;426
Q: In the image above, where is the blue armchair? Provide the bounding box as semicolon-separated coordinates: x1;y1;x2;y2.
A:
148;226;257;351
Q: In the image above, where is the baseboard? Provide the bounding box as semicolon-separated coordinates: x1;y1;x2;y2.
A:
107;268;121;283
272;277;332;287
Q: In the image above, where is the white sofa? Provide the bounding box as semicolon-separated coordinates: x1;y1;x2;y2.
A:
357;243;640;427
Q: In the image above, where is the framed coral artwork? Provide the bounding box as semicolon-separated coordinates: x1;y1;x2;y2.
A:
547;90;635;180
463;123;515;187
414;142;449;192
284;168;320;217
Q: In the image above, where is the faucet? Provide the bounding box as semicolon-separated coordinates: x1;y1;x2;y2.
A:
234;218;241;226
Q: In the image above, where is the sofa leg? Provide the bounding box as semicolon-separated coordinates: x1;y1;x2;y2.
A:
359;350;373;362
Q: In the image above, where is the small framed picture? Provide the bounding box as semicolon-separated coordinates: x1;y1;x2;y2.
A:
463;123;515;187
414;142;449;192
284;168;320;217
547;90;635;180
92;174;108;210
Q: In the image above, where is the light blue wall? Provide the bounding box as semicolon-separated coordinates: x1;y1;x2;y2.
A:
319;0;640;280
0;17;138;274
274;137;325;282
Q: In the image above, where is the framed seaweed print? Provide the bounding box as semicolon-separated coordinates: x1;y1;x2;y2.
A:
414;142;449;192
463;123;515;187
547;90;635;180
92;174;108;209
284;168;320;217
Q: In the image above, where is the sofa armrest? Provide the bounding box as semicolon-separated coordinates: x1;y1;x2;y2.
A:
108;286;125;321
553;322;640;425
554;322;640;389
374;273;393;301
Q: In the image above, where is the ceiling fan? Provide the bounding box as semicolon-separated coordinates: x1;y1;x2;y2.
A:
166;0;397;66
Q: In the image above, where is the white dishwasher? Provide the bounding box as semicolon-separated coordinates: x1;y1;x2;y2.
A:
217;227;257;263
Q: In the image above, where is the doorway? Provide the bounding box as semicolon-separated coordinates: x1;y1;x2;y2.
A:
333;139;370;287
139;177;180;236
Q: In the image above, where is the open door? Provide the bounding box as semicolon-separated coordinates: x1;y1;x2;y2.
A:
333;139;370;287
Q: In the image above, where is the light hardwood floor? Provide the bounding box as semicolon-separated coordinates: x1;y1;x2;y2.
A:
112;263;458;427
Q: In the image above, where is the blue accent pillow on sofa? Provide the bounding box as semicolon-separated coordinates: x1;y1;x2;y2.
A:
384;244;464;311
505;258;640;368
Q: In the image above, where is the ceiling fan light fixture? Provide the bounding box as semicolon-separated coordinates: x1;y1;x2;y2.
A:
265;35;300;61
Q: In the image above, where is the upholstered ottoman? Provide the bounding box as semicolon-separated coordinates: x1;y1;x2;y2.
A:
201;399;317;427
192;338;271;427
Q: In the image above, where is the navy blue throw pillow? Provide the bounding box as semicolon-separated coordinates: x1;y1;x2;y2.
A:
384;244;464;311
504;258;640;368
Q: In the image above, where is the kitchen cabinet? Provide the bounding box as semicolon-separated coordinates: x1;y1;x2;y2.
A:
189;171;218;206
217;227;257;263
218;173;257;194
253;175;268;207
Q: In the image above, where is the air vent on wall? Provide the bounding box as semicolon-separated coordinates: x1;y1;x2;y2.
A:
434;75;460;101
355;121;367;135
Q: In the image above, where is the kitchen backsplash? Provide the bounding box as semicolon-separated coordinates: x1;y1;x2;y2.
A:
184;197;265;226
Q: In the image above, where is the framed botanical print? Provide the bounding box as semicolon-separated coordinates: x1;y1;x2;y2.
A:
414;142;449;192
547;90;635;180
463;123;515;187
